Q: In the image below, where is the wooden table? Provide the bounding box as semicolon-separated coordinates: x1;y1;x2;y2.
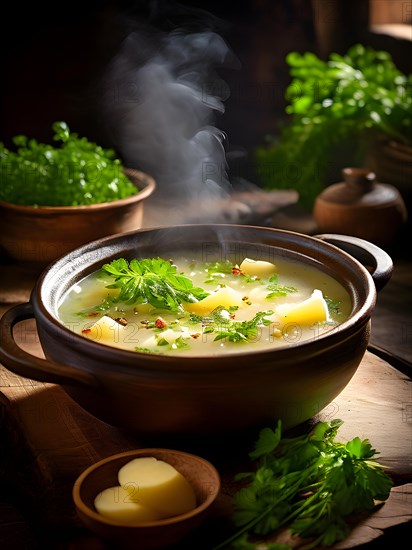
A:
0;258;411;549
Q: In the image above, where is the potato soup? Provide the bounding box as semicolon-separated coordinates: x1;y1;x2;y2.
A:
58;255;351;356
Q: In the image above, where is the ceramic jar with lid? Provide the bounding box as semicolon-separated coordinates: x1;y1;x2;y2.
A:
313;167;408;248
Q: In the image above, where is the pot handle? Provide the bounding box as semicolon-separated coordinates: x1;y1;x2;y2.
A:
314;234;393;291
0;302;99;387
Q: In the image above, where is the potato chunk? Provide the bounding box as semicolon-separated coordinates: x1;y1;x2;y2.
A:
82;315;126;343
239;258;277;278
276;289;329;325
70;285;119;309
185;286;244;314
94;485;160;524
118;457;196;519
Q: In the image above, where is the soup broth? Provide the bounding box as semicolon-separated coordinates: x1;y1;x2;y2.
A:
58;255;351;356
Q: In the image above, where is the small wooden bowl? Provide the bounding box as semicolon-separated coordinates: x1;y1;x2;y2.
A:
0;168;156;265
72;448;221;549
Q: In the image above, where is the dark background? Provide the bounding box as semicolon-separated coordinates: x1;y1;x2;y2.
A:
0;1;314;156
1;0;411;179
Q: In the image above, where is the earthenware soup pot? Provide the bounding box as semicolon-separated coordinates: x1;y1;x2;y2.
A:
0;225;392;437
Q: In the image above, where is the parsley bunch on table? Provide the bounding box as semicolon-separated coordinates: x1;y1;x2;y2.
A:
215;419;393;550
0;121;137;206
102;257;209;313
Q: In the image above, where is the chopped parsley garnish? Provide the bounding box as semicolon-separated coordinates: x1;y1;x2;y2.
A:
203;260;237;284
156;335;190;351
204;261;235;274
243;274;262;283
325;296;342;316
265;274;298;299
134;346;157;354
202;307;274;343
76;297;113;317
188;312;205;324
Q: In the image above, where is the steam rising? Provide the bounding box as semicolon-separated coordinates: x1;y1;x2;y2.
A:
102;28;240;224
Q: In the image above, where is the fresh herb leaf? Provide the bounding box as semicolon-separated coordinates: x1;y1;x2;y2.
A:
134;346;157;354
204;261;235;274
173;335;190;350
203;260;237;284
155;335;190;351
188;312;205;324
265;274;298;299
325;295;342;316
249;421;282;460
243;274;263;284
206;307;274;343
232;534;291;550
102;257;209;313
76;297;114;317
157;337;169;346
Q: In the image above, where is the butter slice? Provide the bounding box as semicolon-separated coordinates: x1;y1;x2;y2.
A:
276;289;329;325
118;457;196;519
94;485;159;524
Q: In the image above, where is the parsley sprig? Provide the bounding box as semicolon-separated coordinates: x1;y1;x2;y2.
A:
203;261;238;284
102;258;209;313
214;419;393;549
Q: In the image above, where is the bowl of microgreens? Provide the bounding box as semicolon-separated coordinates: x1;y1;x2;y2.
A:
0;224;392;438
0;121;156;264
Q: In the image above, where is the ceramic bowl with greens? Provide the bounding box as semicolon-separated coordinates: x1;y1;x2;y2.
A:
0;122;156;263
